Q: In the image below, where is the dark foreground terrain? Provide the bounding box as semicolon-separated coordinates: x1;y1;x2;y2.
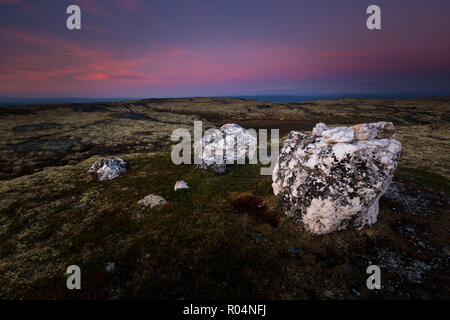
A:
0;97;449;299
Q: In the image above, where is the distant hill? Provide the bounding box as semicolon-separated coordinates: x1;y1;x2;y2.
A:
232;92;450;103
1;92;449;106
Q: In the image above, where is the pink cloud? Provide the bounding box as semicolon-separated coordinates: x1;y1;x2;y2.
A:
1;27;449;96
75;73;109;81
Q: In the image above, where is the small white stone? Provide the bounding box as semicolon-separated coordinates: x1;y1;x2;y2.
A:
174;180;190;191
137;194;167;208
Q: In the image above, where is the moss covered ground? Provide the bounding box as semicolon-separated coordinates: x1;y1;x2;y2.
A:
0;97;449;299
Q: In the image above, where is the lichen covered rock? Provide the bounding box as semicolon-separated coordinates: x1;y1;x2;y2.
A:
137;194;167;209
194;123;256;174
88;158;127;181
272;122;401;235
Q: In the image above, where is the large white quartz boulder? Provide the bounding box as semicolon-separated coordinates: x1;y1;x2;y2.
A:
194;123;257;174
88;158;127;181
272;122;401;235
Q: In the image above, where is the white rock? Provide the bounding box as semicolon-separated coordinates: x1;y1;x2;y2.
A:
351;123;377;141
137;194;167;208
174;180;190;191
88;158;127;181
352;121;395;140
272;122;402;235
312;122;329;136
321;126;355;143
194;123;257;174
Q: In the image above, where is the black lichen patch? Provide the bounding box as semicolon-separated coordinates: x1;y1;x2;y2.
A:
383;178;449;218
393;220;435;252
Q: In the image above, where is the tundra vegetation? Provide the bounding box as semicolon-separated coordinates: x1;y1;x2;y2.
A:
0;97;448;299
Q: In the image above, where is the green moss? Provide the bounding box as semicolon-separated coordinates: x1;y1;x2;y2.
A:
1;152;449;300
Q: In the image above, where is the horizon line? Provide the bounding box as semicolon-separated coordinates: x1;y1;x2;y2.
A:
1;92;449;107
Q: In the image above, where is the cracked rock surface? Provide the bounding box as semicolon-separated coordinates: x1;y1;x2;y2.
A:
272;122;402;234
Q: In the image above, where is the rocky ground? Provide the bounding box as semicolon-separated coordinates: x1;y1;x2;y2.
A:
0;97;449;299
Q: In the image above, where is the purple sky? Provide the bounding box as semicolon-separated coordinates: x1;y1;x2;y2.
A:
1;0;450;98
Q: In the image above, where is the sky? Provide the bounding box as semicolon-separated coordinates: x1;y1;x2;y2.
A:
0;0;450;98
